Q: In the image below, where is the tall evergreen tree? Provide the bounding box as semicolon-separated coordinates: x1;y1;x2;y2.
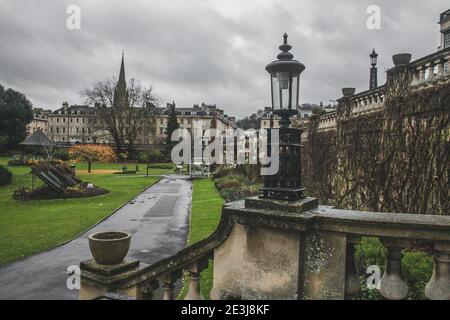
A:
165;101;179;153
0;84;34;149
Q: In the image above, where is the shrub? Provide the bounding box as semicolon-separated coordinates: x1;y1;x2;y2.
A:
137;149;167;163
147;163;174;170
354;237;433;300
53;148;70;161
220;179;242;189
0;165;12;186
7;159;39;166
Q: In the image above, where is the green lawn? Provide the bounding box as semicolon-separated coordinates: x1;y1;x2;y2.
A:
0;158;163;265
179;178;224;299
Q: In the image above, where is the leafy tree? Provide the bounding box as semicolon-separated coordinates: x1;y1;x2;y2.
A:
165;101;179;153
0;84;34;149
236;113;260;130
69;144;116;173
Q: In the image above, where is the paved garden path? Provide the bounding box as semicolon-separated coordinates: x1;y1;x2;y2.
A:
0;175;192;300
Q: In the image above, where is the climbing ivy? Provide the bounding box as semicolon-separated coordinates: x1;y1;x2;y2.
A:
303;68;449;215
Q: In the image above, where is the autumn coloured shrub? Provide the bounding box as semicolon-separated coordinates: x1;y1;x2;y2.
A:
69;144;116;172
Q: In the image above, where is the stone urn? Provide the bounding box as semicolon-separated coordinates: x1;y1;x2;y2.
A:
342;87;356;97
392;53;412;66
88;231;131;265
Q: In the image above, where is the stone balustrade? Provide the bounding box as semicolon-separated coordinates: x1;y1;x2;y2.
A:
316;111;338;132
410;47;450;87
312;47;450;132
347;85;386;117
80;199;450;300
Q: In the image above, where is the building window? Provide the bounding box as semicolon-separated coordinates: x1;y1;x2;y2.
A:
160;127;163;134
445;32;450;49
57;118;60;123
160;119;163;124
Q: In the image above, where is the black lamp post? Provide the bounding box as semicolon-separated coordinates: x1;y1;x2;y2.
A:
261;33;306;201
370;49;378;89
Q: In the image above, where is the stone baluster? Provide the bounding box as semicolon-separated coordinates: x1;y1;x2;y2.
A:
427;62;436;81
185;257;210;300
378;238;409;300
419;65;427;83
436;58;446;78
412;67;421;86
137;280;159;300
162;270;182;300
345;236;361;300
425;242;450;300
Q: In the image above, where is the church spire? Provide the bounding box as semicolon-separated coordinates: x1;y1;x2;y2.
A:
118;51;126;89
114;51;129;108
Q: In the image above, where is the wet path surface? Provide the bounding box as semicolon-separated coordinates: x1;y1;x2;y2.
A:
0;175;192;300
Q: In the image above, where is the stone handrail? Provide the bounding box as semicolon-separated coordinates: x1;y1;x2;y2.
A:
80;213;234;300
346;85;386;117
316;110;338;132
80;200;450;300
409;47;450;87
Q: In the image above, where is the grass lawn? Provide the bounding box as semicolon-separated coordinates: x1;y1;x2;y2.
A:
0;157;164;265
179;178;224;299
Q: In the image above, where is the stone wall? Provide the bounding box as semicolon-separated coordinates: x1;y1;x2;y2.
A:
302;66;449;215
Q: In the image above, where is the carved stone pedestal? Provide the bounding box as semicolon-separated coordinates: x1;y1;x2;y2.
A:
79;259;142;300
211;197;349;300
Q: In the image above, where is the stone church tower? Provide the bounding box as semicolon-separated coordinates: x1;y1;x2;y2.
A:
113;53;129;108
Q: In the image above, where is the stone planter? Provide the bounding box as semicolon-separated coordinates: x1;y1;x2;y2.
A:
88;231;131;265
342;87;356;97
392;53;412;66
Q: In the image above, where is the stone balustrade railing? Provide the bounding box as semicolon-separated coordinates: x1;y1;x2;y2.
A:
347;85;386;117
79;214;231;300
311;47;450;132
80;200;450;300
316;111;338;132
410;47;450;87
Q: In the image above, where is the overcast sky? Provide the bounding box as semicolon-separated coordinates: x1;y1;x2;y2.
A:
0;0;448;118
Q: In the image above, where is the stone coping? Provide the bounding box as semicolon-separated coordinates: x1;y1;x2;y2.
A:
81;200;450;289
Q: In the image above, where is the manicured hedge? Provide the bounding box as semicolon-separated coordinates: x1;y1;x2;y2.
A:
0;165;12;186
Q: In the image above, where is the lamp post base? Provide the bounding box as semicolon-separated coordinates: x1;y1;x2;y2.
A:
246;195;318;214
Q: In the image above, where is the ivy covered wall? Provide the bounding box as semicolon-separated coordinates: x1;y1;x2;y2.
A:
302;66;449;215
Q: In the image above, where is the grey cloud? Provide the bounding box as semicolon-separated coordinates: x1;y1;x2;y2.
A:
0;0;448;117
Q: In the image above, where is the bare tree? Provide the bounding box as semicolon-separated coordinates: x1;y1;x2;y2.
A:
80;78;157;158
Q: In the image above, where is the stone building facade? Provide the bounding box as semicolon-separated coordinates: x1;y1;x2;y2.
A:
259;103;336;130
45;54;236;146
47;103;111;144
153;102;236;141
440;9;450;49
27;117;48;135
